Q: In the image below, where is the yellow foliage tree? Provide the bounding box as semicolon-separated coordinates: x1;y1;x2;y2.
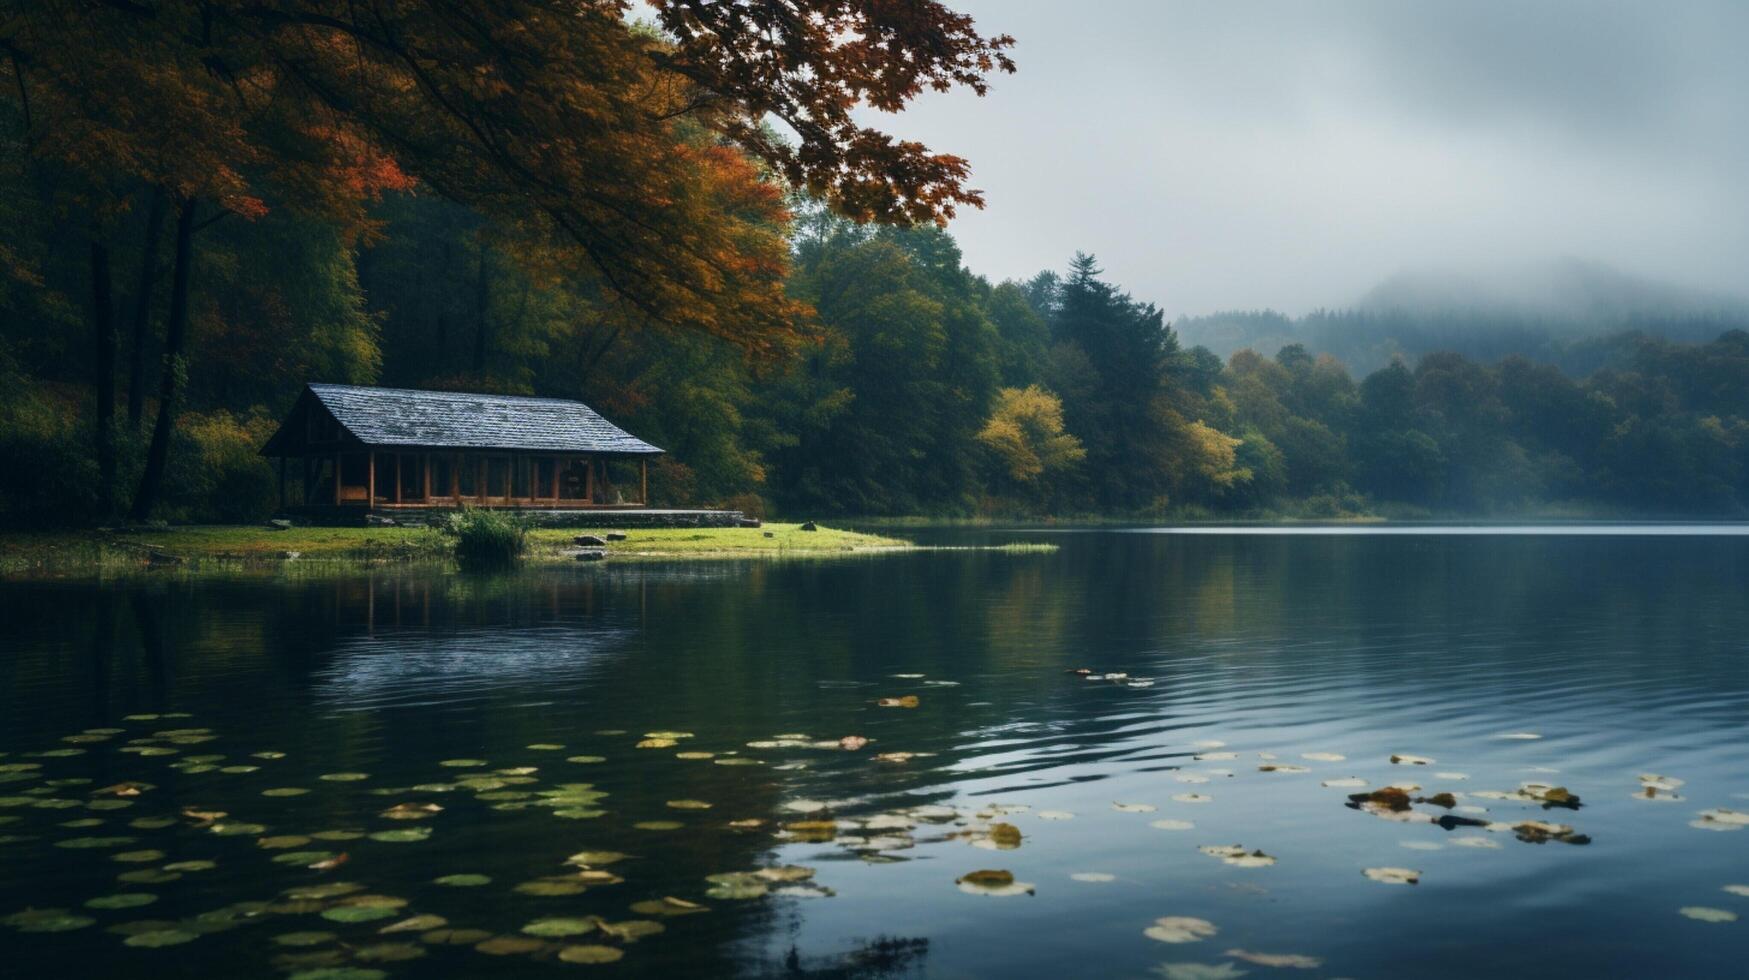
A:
978;385;1085;483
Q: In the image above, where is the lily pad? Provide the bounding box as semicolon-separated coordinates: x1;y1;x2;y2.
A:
1070;872;1116;883
124;928;198;946
318;773;370;783
1363;866;1421;885
163;859;217;872
565;756;606;764
274;931;340;947
258;835;313;849
666;799;712;810
1144;916;1218;943
954;869;1034;897
321;905;396;923
85;893;157;910
420;928;492;945
522;917;596;937
380;914;447;934
514;879;589;897
368;827;431;843
629;896;710;917
111;849;166;863
1679;906;1738;923
433;873;491;887
437;759;487;768
634;821;682;831
352;942;426;962
474;935;546;955
5;908;96;932
558;944;625;964
1112;802;1157;813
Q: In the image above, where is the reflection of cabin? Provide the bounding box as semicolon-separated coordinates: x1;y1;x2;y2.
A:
261;383;663;512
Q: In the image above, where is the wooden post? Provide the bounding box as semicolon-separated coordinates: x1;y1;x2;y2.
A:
584;457;594;506
393;453;402;504
367;450;376;508
640;459;648;505
423;454;431;501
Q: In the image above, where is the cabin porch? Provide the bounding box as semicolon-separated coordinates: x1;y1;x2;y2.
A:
274;449;651;512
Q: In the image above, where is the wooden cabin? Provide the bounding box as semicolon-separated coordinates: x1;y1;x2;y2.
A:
261;383;664;512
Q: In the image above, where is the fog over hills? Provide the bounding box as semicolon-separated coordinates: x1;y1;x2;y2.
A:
1175;259;1749;375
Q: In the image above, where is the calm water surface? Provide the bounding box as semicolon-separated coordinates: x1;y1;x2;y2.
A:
2;527;1748;978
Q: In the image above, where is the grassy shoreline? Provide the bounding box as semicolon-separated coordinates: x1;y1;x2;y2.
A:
0;523;914;579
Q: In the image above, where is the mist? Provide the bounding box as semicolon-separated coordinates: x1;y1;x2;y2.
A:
868;0;1749;317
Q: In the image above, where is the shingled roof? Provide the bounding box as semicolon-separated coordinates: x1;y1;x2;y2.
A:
273;383;662;455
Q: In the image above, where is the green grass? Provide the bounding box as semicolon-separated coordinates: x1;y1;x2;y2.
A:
0;523;912;578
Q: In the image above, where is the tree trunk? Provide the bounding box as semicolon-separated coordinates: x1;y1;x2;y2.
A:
127;188;167;427
90;228;117;519
127;196;197;523
473;240;489;377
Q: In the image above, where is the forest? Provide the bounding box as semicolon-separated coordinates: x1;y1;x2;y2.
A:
3;3;1748;526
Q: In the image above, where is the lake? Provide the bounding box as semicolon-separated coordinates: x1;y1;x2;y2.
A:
2;526;1747;978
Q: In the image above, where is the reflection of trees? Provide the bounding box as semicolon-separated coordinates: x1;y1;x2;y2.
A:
766;936;930;977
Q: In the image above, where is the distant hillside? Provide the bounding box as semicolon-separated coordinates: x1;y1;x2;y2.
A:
1177;260;1749;375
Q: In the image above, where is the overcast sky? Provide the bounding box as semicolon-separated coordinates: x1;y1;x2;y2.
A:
859;0;1749;317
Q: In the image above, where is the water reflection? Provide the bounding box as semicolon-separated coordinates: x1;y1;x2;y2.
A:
1;530;1747;978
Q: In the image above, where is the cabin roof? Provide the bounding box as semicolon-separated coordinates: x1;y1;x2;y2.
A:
273;383;663;455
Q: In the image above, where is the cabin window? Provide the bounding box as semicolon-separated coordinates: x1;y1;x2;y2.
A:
431;457;453;497
486;457;509;498
559;458;589;500
511;456;530;498
373;455;396;501
399;454;425;501
535;458;555;499
457;455;478;497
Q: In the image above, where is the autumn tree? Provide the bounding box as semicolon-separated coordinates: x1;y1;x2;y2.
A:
979;385;1084;483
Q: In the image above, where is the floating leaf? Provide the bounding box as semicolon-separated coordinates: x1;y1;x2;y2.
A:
754;865;815;882
1723;884;1749;897
1198;845;1276;868
420;928;492;945
514;880;589;897
526;744;564;751
522;917;596;937
437;759;486;768
1112;802;1157;813
1363;867;1421;885
262;788;309;798
274;931;339;947
321;905;396;924
475;935;546;955
635;738;676;749
1144;916;1217;943
666;800;712;810
117;870;180;884
318;773;369;783
1678;906;1738;923
704;872;770;900
559;945;626;964
675;751;715;760
353;942;425;963
111;849;165;863
1154;964;1248;980
433;874;491;887
1390;754;1435;766
6;908;96;932
630;896;709;917
1226;948;1322;968
1172;794;1213;804
565;756;606;764
1301;752;1346;762
596;918;664;942
876;696;920;708
378;803;442;821
85;893;157;910
284;882;365;901
162;859;216;872
271;851;335;866
954;869;1034;897
311;830;365;842
123;928;197;947
1070;872;1116;883
368;827;431;843
258;835;313;850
